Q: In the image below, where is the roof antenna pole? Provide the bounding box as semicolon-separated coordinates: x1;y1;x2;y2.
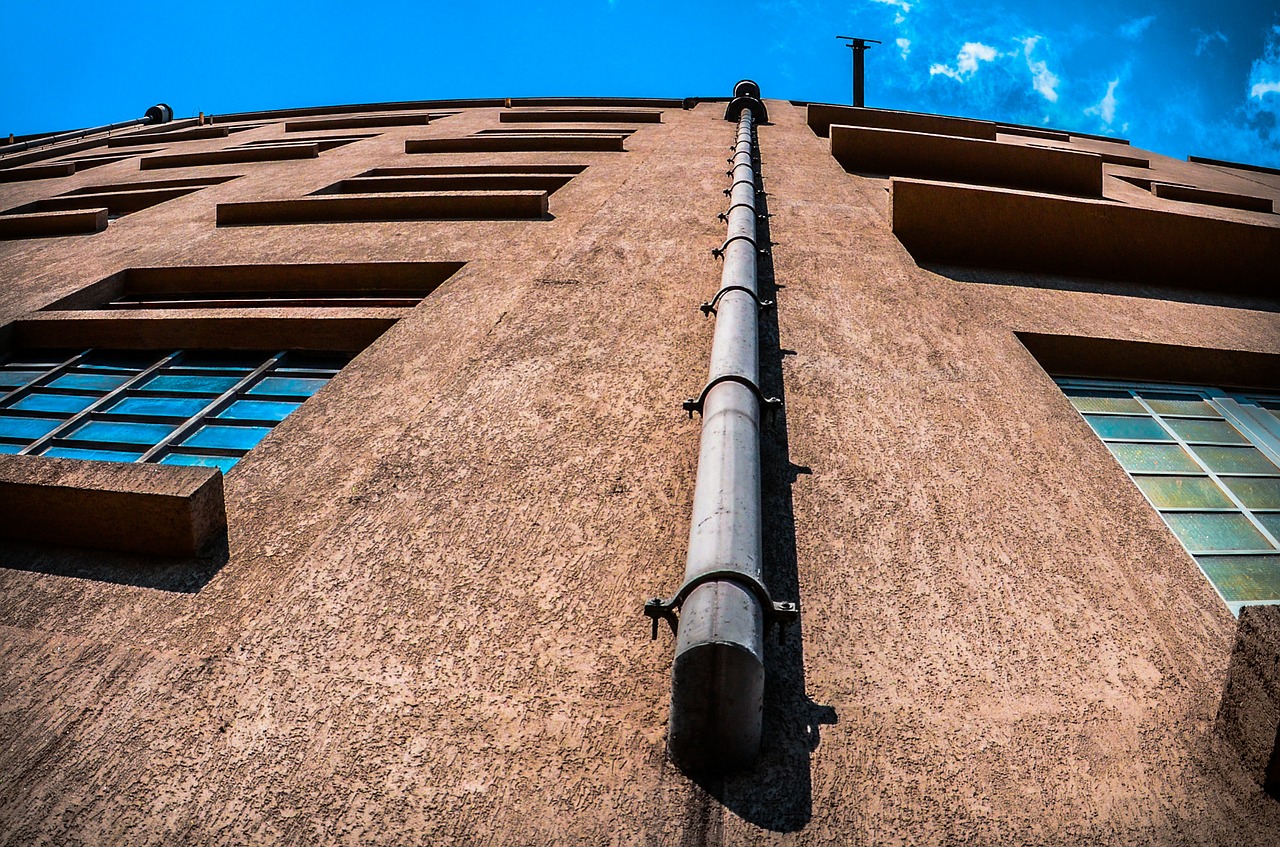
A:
837;36;880;107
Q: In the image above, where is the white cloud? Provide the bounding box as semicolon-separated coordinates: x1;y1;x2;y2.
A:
1118;15;1155;40
1195;30;1228;57
1085;78;1120;125
929;42;998;81
896;38;911;59
1020;36;1059;102
1253;80;1280;99
870;0;911;11
1248;27;1280;107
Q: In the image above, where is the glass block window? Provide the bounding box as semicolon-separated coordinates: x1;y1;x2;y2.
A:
0;349;349;473
1057;377;1280;615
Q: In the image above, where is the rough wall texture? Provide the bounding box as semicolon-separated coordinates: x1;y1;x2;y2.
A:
1;98;1279;845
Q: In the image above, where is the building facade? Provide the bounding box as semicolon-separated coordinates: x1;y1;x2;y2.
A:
2;86;1280;844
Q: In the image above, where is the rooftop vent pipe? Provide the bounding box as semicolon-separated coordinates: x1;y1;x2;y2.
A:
645;80;795;773
1;104;174;159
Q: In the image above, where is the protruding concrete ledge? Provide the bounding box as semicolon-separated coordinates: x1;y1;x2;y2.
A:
1016;333;1280;391
285;114;431;132
1153;182;1273;214
406;135;625;153
0;208;107;239
216;191;548;225
0;455;226;556
0;162;77;182
1218;605;1280;798
107;126;230;147
1190;156;1280;178
43;261;464;311
324;173;574;194
364;164;585;177
499;109;662;123
509;97;681;108
12;308;404;353
832;125;1103;197
140;144;319;170
1029;143;1148;168
892;178;1280;287
808;103;995;140
8;187;203;217
997;125;1069;142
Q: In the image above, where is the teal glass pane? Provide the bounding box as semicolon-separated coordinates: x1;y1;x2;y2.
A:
10;393;97;414
1139;393;1216;417
67;420;175;446
1197;556;1280;601
159;453;239;472
0;443;24;454
1256;513;1280;540
42;446;143;462
105;396;213;418
1062;388;1142;414
1083;415;1170;441
0;369;48;389
1164;418;1248;444
1133;475;1233;509
139;374;242;394
248;376;328;397
1222;477;1280;510
180;424;270;450
1164;513;1273;553
216;399;301;422
1191;446;1280;475
0;417;62;440
48;372;130;392
1107;443;1200;473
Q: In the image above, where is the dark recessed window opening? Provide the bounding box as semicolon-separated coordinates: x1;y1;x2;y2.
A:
2;175;239;220
237;134;375;152
0;348;350;473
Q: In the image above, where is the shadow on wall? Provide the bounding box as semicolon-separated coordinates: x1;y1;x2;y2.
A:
0;532;229;593
921;262;1280;314
686;178;838;833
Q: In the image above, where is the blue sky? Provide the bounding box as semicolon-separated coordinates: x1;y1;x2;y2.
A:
3;1;1278;167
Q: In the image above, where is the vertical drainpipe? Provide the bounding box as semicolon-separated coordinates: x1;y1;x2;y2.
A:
646;81;796;773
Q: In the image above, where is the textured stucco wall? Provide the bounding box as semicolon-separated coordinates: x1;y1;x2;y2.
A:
1;99;1280;845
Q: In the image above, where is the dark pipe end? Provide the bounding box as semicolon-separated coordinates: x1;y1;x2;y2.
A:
145;103;174;124
734;80;762;99
668;640;765;773
724;96;769;124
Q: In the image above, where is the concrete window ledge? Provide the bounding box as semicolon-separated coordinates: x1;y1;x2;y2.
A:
0;455;226;556
140;145;318;170
406;135;625;154
216;192;549;225
0;208;106;239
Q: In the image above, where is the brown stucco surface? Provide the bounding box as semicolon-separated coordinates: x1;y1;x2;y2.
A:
1;98;1280;845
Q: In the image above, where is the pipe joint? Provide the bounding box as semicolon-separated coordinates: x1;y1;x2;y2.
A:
682;373;781;419
644;569;798;640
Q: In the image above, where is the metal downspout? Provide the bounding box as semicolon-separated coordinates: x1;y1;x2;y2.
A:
646;81;795;773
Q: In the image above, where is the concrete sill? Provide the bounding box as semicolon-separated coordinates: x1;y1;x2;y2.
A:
140;145;319;170
499;109;662;123
0;162;77;183
832;125;1103;198
285;114;431;132
0;455;226;557
107;126;230;147
216;191;549;225
406;135;626;154
0;208;106;239
1153;183;1273;214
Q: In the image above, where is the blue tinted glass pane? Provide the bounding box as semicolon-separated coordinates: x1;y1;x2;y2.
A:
1106;443;1200;473
0;443;23;454
10;393;98;414
48;373;130;392
181;424;271;450
159;453;239;472
1164;513;1272;553
216;399;301;422
175;351;266;370
1197;556;1280;602
0;417;62;440
140;374;242;394
248;376;328;397
106;396;213;418
42;446;144;462
67;420;175;446
0;370;48;389
1083;415;1170;441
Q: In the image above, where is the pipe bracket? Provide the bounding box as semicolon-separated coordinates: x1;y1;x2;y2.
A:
699;285;774;316
644;570;799;640
683;374;782;419
711;233;760;259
